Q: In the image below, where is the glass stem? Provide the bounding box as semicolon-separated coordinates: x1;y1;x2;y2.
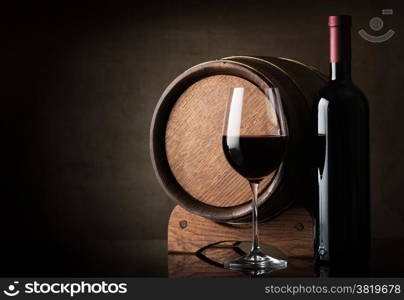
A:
249;182;260;252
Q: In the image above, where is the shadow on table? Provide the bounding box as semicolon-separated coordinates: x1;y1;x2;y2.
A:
168;241;315;277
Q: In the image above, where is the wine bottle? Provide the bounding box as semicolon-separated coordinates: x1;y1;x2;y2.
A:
313;16;371;276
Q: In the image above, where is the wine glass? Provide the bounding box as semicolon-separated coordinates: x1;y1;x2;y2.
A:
222;86;288;272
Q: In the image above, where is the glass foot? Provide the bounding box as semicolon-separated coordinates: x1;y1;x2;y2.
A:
224;248;287;273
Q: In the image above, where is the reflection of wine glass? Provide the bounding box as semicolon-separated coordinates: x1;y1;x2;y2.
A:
222;87;288;272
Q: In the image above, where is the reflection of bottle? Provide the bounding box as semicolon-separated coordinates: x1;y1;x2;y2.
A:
313;16;371;276
315;264;330;278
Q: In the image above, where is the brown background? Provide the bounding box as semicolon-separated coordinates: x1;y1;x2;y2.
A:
2;0;403;275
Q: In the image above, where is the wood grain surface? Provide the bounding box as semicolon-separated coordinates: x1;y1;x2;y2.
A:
165;75;276;207
168;205;314;258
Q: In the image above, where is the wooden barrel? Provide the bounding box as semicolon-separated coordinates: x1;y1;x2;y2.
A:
150;56;326;223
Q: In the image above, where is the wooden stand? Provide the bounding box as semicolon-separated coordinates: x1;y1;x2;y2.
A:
168;205;314;258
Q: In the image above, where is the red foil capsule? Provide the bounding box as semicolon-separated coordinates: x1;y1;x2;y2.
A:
329;16;351;63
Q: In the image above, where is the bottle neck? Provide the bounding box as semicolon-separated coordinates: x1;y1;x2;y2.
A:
330;62;351;81
329;25;351;81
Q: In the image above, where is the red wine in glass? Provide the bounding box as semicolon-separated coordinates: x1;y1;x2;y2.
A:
222;135;287;182
222;87;288;274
